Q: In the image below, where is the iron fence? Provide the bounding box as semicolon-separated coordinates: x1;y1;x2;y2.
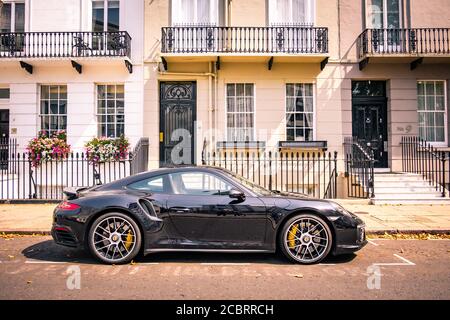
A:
0;137;149;201
344;137;375;198
161;26;328;54
203;150;338;199
357;28;450;59
0;31;131;58
401;136;449;197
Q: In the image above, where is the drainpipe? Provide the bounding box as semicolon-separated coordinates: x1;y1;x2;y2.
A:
208;62;213;155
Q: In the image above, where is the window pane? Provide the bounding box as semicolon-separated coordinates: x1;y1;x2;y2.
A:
107;0;120;32
417;82;425;95
286;84;294;96
436;96;445;110
116;85;124;99
435;127;445;142
0;4;11;33
59;101;67;114
286;98;295;112
236;84;245;96
50;86;59;99
129;176;166;193
14;3;25;32
170;172;233;195
92;1;104;32
59;85;67;99
0;88;10;99
97;85;106;98
245;84;254;96
435;82;445;95
227;84;235;97
368;0;383;28
41;101;49;114
417;96;425;110
426;82;434;95
226;97;235;112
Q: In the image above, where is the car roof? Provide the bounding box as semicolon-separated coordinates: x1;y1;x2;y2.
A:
96;166;230;190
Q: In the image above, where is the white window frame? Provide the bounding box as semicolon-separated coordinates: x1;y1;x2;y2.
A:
38;84;68;136
91;0;120;32
366;0;403;29
0;0;25;32
96;83;125;138
417;80;448;147
268;0;316;26
225;83;256;142
171;0;219;26
284;82;316;142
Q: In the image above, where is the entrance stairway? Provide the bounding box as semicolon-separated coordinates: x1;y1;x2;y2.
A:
371;172;450;205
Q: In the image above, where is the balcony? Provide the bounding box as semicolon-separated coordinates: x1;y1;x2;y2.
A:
161;26;329;67
357;28;450;70
0;31;132;73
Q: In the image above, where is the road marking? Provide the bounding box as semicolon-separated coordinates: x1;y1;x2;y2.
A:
392;253;415;265
137;262;159;265
201;263;251;266
367;240;380;246
25;260;67;264
320;263;336;266
373;254;415;266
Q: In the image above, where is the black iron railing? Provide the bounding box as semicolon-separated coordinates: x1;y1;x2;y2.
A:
0;31;131;58
203;150;338;199
344;137;375;198
161;26;328;54
401;136;449;197
0;137;148;201
357;28;450;59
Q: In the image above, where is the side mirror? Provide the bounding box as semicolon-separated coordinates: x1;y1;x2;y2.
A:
229;188;245;199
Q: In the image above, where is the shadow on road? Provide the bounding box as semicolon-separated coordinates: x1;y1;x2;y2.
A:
21;239;357;265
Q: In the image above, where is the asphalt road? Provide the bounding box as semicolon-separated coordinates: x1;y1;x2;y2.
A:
0;236;449;300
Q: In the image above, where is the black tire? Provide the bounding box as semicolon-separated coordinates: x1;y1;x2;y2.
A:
279;214;333;264
88;212;142;264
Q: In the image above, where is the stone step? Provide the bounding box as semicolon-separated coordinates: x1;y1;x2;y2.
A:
374;175;426;182
372;180;433;187
373;192;443;199
374;186;441;193
371;198;450;205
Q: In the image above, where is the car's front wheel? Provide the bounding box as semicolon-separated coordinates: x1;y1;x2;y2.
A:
279;214;332;264
88;212;142;264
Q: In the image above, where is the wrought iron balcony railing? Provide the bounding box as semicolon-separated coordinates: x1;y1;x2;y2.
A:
0;31;131;59
357;28;450;59
161;26;328;54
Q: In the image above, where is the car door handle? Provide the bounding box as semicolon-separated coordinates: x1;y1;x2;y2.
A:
170;207;191;213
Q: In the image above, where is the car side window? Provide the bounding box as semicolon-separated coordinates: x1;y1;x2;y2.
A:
128;175;167;193
169;171;233;196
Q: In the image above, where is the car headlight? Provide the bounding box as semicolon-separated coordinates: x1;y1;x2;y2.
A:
329;201;353;217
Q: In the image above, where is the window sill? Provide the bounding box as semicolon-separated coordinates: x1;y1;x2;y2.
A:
278;140;327;151
216;141;266;150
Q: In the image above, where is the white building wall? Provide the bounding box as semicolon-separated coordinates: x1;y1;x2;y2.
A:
0;0;145;153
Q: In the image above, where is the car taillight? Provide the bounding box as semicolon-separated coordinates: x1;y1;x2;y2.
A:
57;201;80;211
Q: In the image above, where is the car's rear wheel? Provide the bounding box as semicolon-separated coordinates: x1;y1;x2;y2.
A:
279;214;332;264
88;212;142;264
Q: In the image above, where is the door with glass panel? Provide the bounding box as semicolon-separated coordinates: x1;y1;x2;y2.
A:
268;0;316;53
0;2;25;57
171;0;220;52
366;0;403;52
91;0;120;54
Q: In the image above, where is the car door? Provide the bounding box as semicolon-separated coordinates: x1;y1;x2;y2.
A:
166;170;268;248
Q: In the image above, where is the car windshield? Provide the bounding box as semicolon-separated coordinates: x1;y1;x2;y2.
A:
219;169;274;196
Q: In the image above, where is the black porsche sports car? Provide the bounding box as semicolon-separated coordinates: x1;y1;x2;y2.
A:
52;166;366;264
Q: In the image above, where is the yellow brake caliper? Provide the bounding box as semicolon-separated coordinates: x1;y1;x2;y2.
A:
288;224;299;249
124;230;133;250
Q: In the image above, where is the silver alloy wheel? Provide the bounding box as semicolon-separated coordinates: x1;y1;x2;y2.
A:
91;216;137;263
283;217;330;263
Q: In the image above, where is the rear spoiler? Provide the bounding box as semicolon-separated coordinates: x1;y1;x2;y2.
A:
63;186;89;200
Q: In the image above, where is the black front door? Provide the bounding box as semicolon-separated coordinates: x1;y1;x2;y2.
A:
160;82;196;166
0;110;9;169
352;81;388;168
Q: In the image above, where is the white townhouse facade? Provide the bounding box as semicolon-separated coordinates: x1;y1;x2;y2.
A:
0;0;145;151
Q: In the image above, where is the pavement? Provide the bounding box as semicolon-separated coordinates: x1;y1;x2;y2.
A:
0;201;450;234
0;235;449;299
